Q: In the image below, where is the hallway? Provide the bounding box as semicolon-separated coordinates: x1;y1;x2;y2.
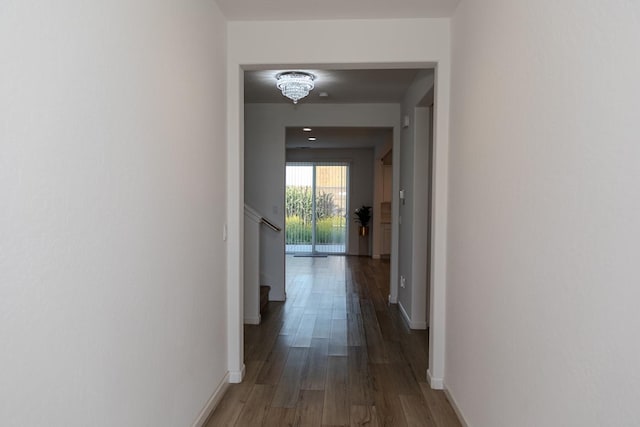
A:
207;256;461;426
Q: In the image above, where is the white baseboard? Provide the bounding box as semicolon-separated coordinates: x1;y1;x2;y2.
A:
426;368;444;389
191;372;230;427
228;364;245;383
388;294;398;304
398;301;428;330
444;385;470;427
244;315;261;325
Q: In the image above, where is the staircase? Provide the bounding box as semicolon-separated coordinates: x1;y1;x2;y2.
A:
244;204;280;325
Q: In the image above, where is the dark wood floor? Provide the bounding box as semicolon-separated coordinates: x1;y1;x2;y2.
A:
207;256;461;427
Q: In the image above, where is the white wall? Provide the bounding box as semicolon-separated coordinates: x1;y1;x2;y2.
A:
397;72;434;329
287;148;374;256
0;1;228;425
243;206;262;325
448;1;640;425
245;103;399;300
229;17;451;388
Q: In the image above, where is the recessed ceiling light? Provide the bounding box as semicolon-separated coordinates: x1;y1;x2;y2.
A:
303;127;312;132
308;137;317;141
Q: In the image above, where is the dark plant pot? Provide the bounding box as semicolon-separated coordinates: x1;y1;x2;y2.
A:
359;225;369;236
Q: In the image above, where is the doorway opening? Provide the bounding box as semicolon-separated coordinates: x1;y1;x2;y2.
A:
285;162;349;255
234;64;448;389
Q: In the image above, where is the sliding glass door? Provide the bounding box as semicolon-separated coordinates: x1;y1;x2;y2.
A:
286;162;348;254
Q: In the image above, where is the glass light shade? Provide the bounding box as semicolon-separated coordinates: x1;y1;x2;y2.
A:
276;72;315;104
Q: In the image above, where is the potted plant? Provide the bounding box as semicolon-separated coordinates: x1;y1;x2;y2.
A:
353;205;372;236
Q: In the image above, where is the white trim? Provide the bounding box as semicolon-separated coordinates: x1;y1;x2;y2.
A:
399;300;428;330
190;372;230;427
226;59;244;389
228;364;246;384
426;368;443;389
388;294;398;304
428;61;450;388
444;386;470;427
244;315;261;325
227;19;451;402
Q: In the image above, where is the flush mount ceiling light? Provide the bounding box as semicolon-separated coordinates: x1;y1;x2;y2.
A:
276;71;315;104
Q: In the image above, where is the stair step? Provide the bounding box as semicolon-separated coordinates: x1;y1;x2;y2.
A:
260;285;270;315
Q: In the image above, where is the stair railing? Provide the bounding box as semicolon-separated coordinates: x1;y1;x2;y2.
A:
260;216;282;232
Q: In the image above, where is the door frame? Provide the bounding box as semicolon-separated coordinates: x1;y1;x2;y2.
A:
225;23;451;389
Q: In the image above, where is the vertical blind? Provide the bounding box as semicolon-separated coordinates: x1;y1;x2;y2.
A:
285;162;349;254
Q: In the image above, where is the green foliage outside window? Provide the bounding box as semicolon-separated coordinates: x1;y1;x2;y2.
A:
285;186;346;245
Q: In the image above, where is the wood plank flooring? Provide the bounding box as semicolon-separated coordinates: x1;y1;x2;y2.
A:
206;256;461;427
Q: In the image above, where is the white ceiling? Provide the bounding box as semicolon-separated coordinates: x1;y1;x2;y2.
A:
247;68;433;150
286;127;392;150
215;0;460;21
